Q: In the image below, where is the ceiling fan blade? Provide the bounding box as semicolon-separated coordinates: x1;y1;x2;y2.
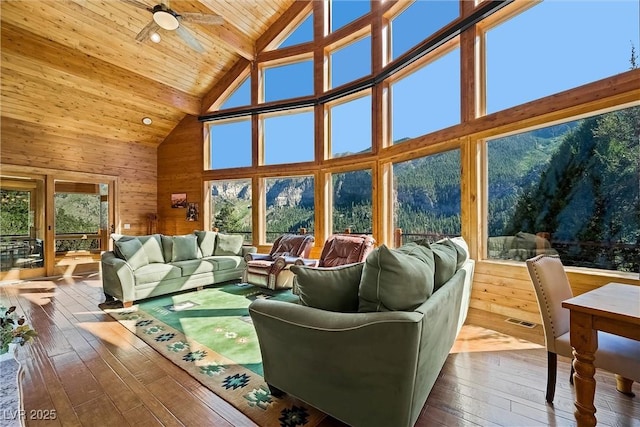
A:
180;12;224;26
135;20;161;42
175;24;205;53
120;0;150;11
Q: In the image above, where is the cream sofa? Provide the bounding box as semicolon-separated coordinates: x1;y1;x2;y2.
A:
101;231;256;307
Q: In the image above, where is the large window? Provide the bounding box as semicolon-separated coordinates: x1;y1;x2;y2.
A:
262;109;314;165
263;60;314;102
200;1;637;285
219;77;250;110
390;46;460;143
330;0;369;33
209;118;252;170
332;169;372;234
209;179;252;241
265;176;315;242
277;13;313;49
329;92;372;158
485;1;639;114
392;150;461;244
487;106;639;273
390;0;459;60
329;34;371;89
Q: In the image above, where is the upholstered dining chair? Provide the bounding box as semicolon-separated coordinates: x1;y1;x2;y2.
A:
526;254;640;403
243;233;315;290
295;233;375;268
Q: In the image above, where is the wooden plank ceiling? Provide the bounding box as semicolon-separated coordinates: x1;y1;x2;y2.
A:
0;0;294;146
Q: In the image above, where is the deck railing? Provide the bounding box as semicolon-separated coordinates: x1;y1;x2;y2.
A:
55;233;104;253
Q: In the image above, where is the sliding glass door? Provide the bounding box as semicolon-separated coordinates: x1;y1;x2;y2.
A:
54;181;111;274
1;169;116;280
0;175;46;280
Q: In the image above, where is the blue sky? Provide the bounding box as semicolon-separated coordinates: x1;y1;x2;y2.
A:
211;0;640;169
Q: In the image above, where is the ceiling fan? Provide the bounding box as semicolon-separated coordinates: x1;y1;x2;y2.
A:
123;0;223;53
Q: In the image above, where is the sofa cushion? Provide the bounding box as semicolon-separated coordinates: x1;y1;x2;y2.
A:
195;230;217;257
430;242;458;291
203;256;244;271
358;244;435;312
291;263;364;312
172;234;199;261
215;233;244;256
133;263;182;285
171;259;215;276
114;238;149;270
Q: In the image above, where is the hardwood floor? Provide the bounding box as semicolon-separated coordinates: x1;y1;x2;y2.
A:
1;274;638;427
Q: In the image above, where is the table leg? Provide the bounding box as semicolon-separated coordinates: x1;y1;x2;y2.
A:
615;375;635;397
570;311;598;427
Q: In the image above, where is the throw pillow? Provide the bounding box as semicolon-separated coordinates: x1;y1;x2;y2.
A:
195;230;217;257
430;242;458;291
139;234;165;263
437;237;469;270
358;244;435;313
161;235;173;262
291;263;364;312
114;238;149;270
215;233;244;256
172;234;199;262
112;234;164;263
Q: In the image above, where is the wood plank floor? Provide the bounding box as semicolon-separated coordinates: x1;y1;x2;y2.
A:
1;274;638;427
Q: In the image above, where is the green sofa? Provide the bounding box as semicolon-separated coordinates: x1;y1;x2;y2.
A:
101;231;256;307
249;237;474;427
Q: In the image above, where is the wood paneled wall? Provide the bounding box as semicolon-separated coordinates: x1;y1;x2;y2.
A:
0;117;157;236
471;261;640;325
157;115;205;235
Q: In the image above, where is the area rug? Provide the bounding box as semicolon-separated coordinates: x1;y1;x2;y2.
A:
102;283;327;427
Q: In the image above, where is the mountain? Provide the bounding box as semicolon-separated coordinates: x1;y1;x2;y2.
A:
505;107;639;271
209;106;638;271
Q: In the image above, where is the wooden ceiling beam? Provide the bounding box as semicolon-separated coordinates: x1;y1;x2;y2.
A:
1;22;201;116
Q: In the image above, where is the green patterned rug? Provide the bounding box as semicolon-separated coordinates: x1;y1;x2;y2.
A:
103;283;327;427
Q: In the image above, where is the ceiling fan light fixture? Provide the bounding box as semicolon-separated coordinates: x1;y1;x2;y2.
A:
150;32;161;43
153;9;179;30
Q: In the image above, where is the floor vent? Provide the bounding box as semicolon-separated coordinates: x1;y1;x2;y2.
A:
505;318;537;328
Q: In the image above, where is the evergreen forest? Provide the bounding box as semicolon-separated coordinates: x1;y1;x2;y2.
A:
0;192;104;252
211;106;639;272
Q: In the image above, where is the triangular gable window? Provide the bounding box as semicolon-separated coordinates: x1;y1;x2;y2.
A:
220;77;251;110
277;13;313;49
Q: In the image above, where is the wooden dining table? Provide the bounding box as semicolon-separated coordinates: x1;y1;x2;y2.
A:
562;282;640;427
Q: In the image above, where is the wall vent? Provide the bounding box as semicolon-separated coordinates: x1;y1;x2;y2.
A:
505;318;537;328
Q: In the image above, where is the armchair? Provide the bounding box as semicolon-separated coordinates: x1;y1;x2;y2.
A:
296;233;375;267
243;233;314;289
